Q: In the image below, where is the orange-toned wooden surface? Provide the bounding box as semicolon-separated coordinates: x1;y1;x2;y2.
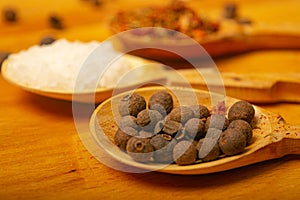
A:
0;0;299;199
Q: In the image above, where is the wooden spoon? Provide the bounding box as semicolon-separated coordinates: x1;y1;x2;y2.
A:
112;21;300;63
174;69;300;103
3;56;300;103
89;86;300;175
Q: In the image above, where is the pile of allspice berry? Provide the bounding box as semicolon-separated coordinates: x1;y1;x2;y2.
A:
114;90;255;165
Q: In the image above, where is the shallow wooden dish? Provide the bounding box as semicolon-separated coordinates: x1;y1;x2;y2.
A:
90;86;300;174
1;56;166;104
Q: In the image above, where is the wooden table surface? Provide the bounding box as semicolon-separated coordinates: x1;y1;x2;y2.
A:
0;0;299;199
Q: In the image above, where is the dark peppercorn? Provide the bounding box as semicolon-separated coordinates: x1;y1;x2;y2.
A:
114;127;138;150
136;109;163;131
228;100;255;123
150;134;170;150
189;104;210;119
196;138;220;162
49;14;64;29
81;0;102;7
0;52;9;68
184;118;206;140
205;128;223;140
126;137;154;163
173;140;197;165
206;114;229;131
118;93;146;117
118;115;139;130
167;106;194;125
162;118;182;136
228;119;253;145
39;36;56;46
148;90;173;116
139;130;154;138
136;110;151;127
219;128;246;156
2;7;17;22
223;3;238;19
152;137;177;163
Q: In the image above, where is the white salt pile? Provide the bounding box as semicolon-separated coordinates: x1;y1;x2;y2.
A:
5;39;141;91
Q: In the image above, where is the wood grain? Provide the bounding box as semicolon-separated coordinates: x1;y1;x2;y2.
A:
0;0;300;199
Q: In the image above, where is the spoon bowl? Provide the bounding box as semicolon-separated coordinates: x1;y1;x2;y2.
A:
90;86;300;174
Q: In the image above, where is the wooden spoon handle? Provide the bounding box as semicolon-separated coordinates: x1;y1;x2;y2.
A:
247;34;300;50
271;122;300;156
281;131;300;155
246;23;300;50
263;110;300;157
202;23;300;57
171;71;300;103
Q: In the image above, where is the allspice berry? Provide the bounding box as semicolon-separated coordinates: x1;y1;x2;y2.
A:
167;106;194;125
114;127;138;150
189;104;210;119
173;140;197;165
148;90;173;116
228;119;253;145
118;115;139;130
118;93;146;117
152;138;177;163
162;118;182;136
136;109;163;131
219;128;246;156
184;118;206;140
126;137;154;163
196;138;220;162
206;114;229;131
228;100;255;123
205;128;222;140
150;134;170;150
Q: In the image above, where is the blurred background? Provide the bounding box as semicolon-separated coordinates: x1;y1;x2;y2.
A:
1;0;299;53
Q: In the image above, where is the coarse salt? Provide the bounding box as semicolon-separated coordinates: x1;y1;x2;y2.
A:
5;39;140;92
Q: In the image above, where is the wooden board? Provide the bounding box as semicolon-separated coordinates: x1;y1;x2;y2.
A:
0;0;300;199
